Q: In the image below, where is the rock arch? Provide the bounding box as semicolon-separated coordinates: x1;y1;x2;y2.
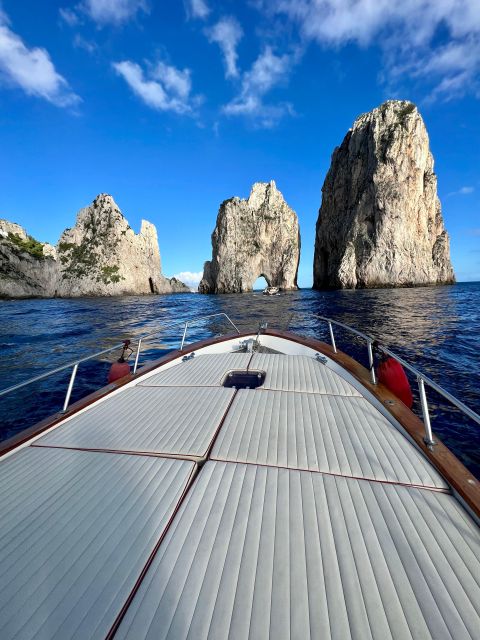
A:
199;181;300;294
253;274;271;291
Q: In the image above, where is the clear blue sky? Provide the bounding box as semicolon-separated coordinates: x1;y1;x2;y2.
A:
0;1;479;287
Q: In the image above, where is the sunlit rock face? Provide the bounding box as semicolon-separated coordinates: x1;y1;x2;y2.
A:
56;194;189;296
199;181;300;293
313;100;455;289
0;195;189;298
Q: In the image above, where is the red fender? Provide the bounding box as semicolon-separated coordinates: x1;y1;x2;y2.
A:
108;360;131;383
377;357;413;408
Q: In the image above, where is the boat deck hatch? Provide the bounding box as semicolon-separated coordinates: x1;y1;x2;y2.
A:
223;370;266;389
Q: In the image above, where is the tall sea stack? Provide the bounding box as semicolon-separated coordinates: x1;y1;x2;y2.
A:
313;100;455;289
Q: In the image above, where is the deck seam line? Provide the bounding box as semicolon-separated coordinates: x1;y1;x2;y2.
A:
105;352;255;639
137;383;361;399
105;463;199;640
208;457;451;494
29;443;199;462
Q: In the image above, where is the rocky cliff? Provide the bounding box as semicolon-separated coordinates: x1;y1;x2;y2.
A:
313;100;455;289
56;194;188;296
0;195;189;298
199;181;300;293
0;220;58;297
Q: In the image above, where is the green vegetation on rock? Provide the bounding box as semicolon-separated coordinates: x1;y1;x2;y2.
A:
7;233;45;259
58;241;96;278
99;265;123;284
397;103;416;126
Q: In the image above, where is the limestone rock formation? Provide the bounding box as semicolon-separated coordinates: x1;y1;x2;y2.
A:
56;194;188;296
0;220;58;298
313;100;455;289
0;196;189;298
199;181;300;293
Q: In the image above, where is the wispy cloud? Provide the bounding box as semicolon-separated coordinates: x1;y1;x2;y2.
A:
173;270;203;289
83;0;147;24
259;0;480;102
73;34;98;54
113;59;197;114
59;7;81;26
223;46;297;127
206;17;243;78
0;13;80;107
60;0;147;27
185;0;210;21
448;186;475;196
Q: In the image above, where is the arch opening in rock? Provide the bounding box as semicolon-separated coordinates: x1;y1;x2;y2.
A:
148;277;155;293
253;275;270;291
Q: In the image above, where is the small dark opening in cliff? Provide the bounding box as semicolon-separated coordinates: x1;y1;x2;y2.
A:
148;277;155;293
253;276;269;290
319;250;329;284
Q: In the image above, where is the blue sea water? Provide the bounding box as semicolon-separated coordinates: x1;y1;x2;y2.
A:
1;283;479;478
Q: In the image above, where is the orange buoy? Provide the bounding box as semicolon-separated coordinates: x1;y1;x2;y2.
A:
377;357;413;408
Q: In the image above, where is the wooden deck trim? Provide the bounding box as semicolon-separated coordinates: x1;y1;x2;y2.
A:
265;328;480;518
0;331;252;458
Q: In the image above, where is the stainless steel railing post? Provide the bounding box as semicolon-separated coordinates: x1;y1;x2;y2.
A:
328;321;337;353
418;376;435;445
62;363;79;413
180;322;188;350
367;340;377;385
133;338;142;374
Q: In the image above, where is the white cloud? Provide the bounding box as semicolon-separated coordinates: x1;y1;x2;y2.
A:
113;59;196;114
0;15;80;107
448;186;475;196
82;0;147;25
261;0;480;101
152;61;191;99
206;17;243;78
223;46;296;127
186;0;210;20
173;270;203;289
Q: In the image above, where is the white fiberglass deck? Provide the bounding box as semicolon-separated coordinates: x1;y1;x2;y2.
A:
1;340;479;640
250;353;362;395
115;461;480;640
0;447;194;640
211;389;447;487
137;353;251;387
38;386;234;458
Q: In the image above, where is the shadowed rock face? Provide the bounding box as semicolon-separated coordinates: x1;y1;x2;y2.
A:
199;181;300;294
313;100;455;289
0;195;189;298
0;220;58;298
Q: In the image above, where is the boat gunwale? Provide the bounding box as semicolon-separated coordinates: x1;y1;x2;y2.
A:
1;328;479;518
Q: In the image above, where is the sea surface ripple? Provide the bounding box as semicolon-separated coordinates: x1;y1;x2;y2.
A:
1;282;479;477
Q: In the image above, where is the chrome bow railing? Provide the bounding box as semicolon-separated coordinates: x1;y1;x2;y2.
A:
0;313;240;414
312;314;480;446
